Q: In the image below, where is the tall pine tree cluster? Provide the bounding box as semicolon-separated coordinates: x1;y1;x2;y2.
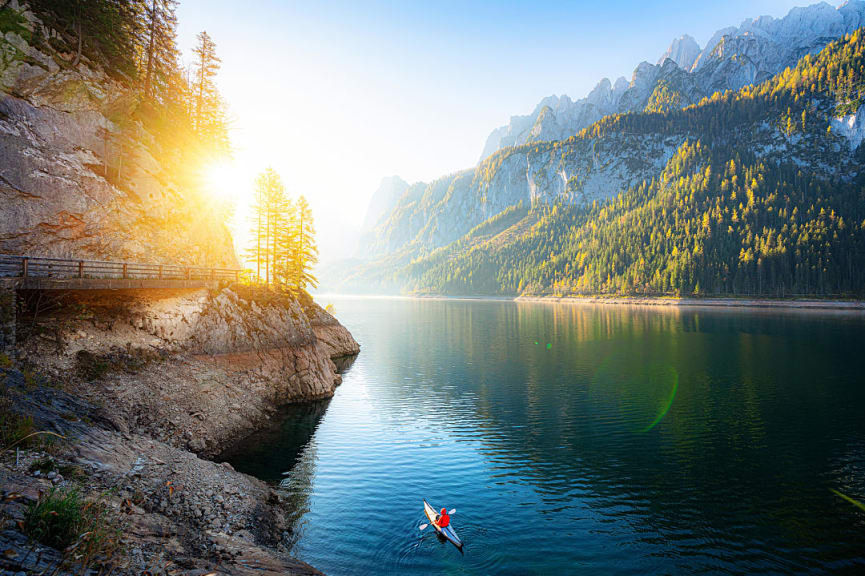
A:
247;168;318;290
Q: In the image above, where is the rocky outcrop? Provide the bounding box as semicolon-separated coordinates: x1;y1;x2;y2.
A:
15;286;360;458
3;285;358;573
0;366;323;575
0;1;235;265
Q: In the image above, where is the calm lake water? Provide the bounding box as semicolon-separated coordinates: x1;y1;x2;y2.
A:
226;297;865;575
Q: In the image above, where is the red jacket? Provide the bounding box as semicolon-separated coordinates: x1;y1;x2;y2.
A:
438;512;450;528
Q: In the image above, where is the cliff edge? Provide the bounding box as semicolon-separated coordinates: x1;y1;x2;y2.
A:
1;285;359;574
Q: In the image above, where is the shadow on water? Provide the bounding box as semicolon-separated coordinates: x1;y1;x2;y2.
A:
219;353;358;482
219;399;332;483
332;353;359;373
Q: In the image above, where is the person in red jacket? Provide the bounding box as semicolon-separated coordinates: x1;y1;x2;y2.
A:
436;508;450;528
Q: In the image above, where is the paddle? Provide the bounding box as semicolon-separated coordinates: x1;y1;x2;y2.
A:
419;509;456;530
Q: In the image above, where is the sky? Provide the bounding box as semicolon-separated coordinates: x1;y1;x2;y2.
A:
176;0;835;264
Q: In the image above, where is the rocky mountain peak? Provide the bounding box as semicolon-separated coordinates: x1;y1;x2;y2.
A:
361;175;409;232
475;1;865;162
613;76;629;92
658;34;701;70
586;77;615;107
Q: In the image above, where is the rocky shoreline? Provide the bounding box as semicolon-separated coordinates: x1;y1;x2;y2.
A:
0;285;359;574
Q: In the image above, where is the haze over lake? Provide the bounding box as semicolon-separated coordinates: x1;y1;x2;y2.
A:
227;298;865;575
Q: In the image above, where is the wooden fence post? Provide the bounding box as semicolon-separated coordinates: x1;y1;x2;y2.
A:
185;267;190;280
21;257;28;278
158;265;163;280
78;261;84;278
122;263;128;279
235;270;239;283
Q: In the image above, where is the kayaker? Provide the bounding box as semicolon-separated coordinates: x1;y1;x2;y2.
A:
436;508;450;528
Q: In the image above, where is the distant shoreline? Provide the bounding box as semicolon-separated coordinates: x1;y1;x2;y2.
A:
514;295;865;311
317;292;865;311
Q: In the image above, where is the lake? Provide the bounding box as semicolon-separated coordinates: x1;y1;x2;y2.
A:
225;297;865;575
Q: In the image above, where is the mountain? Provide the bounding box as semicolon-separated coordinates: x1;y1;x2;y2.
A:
659;34;701;69
479;1;865;162
353;1;865;270
338;27;865;297
361;176;410;232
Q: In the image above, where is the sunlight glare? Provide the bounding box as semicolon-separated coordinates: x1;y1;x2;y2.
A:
203;160;246;202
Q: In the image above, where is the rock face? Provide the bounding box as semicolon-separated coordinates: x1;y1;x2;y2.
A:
360;175;411;233
658;34;701;69
0;1;235;265
16;286;360;458
478;0;865;161
830;104;865;150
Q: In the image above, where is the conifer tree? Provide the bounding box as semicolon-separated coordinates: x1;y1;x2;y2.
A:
142;0;179;101
192;31;229;152
246;170;319;290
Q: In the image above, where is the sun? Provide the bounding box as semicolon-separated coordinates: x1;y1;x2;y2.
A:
203;160;243;201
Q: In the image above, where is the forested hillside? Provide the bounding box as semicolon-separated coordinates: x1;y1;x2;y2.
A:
344;30;865;297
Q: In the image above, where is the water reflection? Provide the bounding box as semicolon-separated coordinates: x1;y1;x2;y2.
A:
235;298;865;575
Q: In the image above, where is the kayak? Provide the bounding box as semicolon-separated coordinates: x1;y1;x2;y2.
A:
423;499;463;548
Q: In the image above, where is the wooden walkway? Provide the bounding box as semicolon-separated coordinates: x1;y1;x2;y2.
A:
0;254;241;290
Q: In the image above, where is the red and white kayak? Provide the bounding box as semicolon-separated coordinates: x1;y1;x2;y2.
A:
423;499;463;548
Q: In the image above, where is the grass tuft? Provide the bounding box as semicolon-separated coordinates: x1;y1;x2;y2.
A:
0;393;36;448
29;456;57;474
24;487;123;568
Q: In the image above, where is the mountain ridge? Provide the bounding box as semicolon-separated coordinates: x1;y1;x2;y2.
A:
351;1;865;270
327;24;865;297
478;0;865;162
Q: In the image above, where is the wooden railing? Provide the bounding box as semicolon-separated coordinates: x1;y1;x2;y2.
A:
0;254;240;283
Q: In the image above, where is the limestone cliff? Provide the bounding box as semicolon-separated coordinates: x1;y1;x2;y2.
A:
0;1;235;265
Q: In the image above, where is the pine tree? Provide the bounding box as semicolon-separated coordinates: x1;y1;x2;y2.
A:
292;196;319;289
192;31;228;153
246;170;319;290
142;0;179;101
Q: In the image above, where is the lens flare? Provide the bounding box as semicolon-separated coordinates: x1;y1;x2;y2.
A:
831;489;865;512
642;368;678;433
591;354;679;433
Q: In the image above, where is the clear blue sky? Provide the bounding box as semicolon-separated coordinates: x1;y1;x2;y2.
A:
175;0;835;262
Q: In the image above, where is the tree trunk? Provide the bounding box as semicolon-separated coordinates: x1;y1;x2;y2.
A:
71;11;82;67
